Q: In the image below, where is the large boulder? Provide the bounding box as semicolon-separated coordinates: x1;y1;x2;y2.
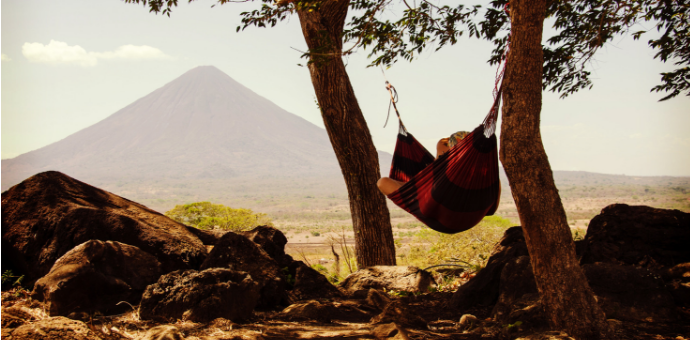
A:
139;268;260;322
185;226;231;246
491;256;542;326
450;226;529;310
200;232;287;308
339;266;434;294
286;261;344;302
31;240;161;316
490;256;546;331
581;204;690;270
1;171;207;284
241;225;291;266
6;316;102;340
583;262;678;322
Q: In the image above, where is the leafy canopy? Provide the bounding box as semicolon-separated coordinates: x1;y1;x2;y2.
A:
124;0;688;100
165;201;273;231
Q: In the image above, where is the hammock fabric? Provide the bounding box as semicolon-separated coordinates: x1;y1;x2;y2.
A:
382;51;507;234
386;124;500;234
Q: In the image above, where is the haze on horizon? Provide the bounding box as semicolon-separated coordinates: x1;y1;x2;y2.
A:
2;0;689;177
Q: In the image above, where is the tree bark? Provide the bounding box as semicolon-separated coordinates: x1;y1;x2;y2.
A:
499;0;611;338
295;0;396;267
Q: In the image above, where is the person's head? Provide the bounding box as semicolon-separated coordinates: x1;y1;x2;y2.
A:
448;131;471;147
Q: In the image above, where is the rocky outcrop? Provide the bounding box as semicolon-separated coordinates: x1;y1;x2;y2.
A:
31;240;161;316
139;268;260;322
200;231;287;308
185;226;230;246
1;171;207;285
583;262;678;322
491;256;542;326
450;226;528;310
287;261;344;302
662;263;690;307
242;225;291;266
340;266;434;294
581;204;690;270
6;316;103;340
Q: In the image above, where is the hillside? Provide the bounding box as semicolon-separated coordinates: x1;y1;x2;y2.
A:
1;66;342;191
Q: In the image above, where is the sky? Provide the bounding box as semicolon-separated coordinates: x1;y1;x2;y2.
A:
1;0;688;177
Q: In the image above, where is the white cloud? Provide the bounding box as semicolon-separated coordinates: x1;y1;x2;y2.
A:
1;54;11;62
22;40;172;67
94;45;173;60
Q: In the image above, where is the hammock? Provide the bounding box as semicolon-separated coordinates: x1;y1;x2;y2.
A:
382;59;506;234
386;123;500;234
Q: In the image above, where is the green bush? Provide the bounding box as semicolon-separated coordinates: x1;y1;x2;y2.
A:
165;201;272;231
405;215;513;271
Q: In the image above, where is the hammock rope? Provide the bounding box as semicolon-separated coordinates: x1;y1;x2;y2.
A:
382;35;510;234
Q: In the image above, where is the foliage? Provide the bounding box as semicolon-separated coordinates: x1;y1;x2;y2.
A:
2;270;24;287
405;215;513;270
342;0;689;100
165;201;272;231
124;0;687;99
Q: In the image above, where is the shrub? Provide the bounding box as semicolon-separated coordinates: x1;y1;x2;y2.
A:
165;201;273;231
405;215;513;271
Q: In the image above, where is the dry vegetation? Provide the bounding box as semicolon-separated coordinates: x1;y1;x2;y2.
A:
97;171;690;286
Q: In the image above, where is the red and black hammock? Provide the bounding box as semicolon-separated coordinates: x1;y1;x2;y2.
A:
383;67;505;234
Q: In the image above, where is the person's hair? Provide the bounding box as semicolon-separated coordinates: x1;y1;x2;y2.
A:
448;131;471;147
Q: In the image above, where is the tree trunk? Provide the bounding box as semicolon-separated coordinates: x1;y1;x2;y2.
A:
295;0;396;267
499;0;611;338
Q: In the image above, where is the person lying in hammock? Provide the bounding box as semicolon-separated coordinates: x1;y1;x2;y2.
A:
377;131;470;196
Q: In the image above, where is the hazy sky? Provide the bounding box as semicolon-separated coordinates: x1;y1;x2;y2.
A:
2;0;688;176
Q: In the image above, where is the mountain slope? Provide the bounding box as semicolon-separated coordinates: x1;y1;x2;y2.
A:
2;66;341;190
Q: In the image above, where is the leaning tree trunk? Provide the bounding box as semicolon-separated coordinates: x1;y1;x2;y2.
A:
294;0;396;267
499;0;611;338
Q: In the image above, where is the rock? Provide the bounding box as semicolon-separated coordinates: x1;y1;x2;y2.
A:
280;300;373;323
135;325;183;340
1;307;33;329
458;314;478;328
371;323;410;340
370;300;427;329
241;226;291;265
662;263;690;307
450;226;529;310
583;262;678;322
185;226;231;246
339;266;434;293
1;171;207;285
286;261;343;302
200;231;287;308
581;204;690;270
31;240;161;316
139;268;260;323
365;288;391;310
7;316;102;340
491;256;542;326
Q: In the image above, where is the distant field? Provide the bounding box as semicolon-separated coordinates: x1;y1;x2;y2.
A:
99;170;688;253
94;170;689;275
111;170;689;229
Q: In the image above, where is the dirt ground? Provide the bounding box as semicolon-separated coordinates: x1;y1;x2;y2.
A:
3;286;689;340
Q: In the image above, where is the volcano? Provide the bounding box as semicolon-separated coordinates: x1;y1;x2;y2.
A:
2;66;344;192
